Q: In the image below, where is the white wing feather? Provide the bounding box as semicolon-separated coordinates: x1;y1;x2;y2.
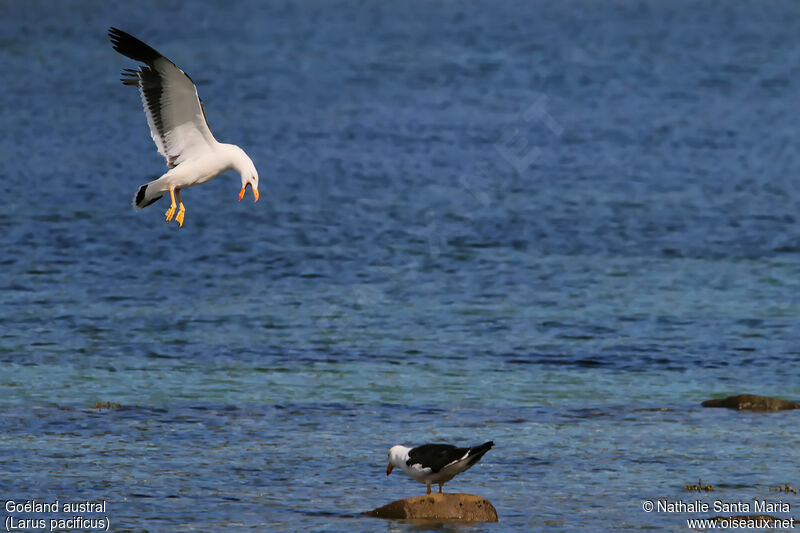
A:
144;58;217;167
111;28;217;169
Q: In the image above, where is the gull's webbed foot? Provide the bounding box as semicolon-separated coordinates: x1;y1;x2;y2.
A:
174;189;185;227
165;188;177;223
164;204;176;223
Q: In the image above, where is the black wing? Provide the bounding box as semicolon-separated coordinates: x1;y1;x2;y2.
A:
408;441;494;473
408;444;467;473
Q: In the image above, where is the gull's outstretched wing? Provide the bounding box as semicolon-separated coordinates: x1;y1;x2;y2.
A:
109;27;217;168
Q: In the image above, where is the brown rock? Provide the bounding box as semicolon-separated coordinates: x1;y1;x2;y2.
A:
364;493;498;522
701;394;799;411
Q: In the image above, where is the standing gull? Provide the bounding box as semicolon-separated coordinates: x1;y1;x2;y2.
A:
108;27;259;227
387;441;494;495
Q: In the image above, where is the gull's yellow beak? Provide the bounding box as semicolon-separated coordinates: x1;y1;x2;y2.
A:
239;183;259;202
386;464;393;476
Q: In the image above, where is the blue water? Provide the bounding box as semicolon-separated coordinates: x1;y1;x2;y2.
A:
3;0;800;531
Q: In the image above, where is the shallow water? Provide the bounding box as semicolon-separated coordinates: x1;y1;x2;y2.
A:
2;1;800;531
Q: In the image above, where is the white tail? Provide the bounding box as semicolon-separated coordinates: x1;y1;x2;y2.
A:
132;180;165;210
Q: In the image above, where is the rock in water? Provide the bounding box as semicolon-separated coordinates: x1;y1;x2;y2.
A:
701;394;799;411
365;493;498;522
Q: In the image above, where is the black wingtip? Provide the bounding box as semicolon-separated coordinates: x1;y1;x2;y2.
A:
464;441;493;467
120;68;140;87
469;441;494;457
108;27;163;65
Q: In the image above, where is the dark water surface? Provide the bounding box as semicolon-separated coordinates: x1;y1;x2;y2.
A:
2;1;800;531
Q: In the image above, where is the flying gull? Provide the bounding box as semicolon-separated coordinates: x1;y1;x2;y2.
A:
108;27;259;227
387;441;494;495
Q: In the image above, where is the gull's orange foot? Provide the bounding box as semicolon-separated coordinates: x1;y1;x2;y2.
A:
164;203;176;223
175;206;185;227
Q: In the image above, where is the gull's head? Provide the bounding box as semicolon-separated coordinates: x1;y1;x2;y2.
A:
232;146;259;203
387;445;409;475
239;170;259;203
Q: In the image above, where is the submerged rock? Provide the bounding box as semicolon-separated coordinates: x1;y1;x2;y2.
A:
701;394;799;411
365;493;498;522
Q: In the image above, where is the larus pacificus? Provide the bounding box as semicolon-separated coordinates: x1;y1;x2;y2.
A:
387;441;494;495
108;27;259;227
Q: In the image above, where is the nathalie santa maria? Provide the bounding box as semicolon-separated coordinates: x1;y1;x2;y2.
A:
657;499;790;513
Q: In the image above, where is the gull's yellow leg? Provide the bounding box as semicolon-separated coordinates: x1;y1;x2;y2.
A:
164;187;177;223
175;189;186;227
